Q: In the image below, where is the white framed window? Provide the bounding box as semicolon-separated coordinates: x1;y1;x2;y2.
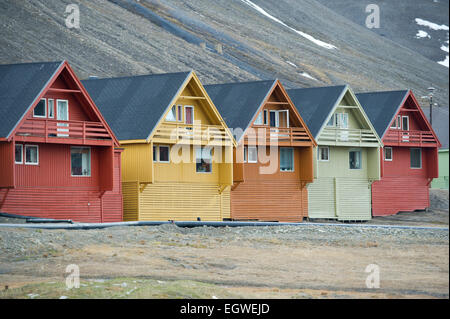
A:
185;105;194;125
269;110;289;128
243;146;248;163
326;114;335;127
33;99;47;118
384;147;393;161
158;145;170;163
248;146;257;163
335;113;349;128
280;147;294;172
25;145;39;165
15;144;23;164
264;110;269;125
165;105;177;122
153;145;157;162
196;147;212;173
349;149;362;170
402;116;409;131
318;146;329;161
254;111;264;125
390;117;397;129
410;148;422;169
48;99;54;118
397;115;401;129
177;105;183;122
71;147;91;176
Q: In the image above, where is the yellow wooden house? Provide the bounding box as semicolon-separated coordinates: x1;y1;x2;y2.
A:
83;71;235;221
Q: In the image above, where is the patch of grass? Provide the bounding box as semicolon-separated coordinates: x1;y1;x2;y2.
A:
0;278;242;299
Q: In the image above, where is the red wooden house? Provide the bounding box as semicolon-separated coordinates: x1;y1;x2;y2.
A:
357;90;441;216
0;61;123;222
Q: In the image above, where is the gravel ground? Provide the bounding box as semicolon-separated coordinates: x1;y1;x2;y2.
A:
0;190;447;298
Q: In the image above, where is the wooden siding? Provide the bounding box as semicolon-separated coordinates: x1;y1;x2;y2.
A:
122;181;139;221
138;182;230;221
431;149;449;189
307;177;371;220
231;180;307;222
0;142;14;188
372;176;430;216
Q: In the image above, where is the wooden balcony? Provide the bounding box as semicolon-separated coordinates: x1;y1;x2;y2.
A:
383;130;437;147
15;119;113;146
152;123;233;146
319;127;378;147
244;127;311;146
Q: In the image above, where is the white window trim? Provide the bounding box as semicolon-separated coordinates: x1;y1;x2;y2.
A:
184;105;194;124
349;149;362;170
70;147;91;177
24;145;39;165
15;144;23;164
247;146;258;163
48;99;55;119
280;147;294;172
177;105;183;122
158;145;170;163
263;110;269;125
33;98;47;118
326;114;335;127
318;146;330;162
56;99;69;121
397;115;401;129
410;148;422;169
402;116;409;131
384;147;393;161
243;146;248;163
195;147;213;174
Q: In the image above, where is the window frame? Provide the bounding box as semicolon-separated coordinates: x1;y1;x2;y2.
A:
384;147;393;161
243;146;248;163
402;115;409;131
15;144;23;164
410;148;422;169
280;147;294;172
247;146;258;163
24;145;39;165
184;105;194;125
263;110;269;125
177;105;183;122
195;147;213;173
349;149;362;170
158;145;170;163
318;146;330;162
48;98;55;119
33;98;47;118
70;147;91;177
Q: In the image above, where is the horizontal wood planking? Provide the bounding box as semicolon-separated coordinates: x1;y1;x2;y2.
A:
138;182;230;221
122;181;139;221
230;180;306;222
371;176;430;216
307;177;336;218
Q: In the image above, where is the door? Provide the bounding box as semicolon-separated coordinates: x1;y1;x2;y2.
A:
57;100;69;137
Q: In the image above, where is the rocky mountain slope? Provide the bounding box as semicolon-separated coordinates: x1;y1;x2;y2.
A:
0;0;448;144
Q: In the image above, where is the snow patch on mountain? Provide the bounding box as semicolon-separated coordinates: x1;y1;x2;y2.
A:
415;18;449;31
240;0;337;50
415;30;431;39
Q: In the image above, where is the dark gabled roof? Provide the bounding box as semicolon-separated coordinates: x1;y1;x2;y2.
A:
286;85;347;138
82;71;191;141
356;90;409;138
204;80;276;133
0;61;63;138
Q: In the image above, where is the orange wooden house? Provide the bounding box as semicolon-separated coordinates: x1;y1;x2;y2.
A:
205;80;316;222
0;61;123;222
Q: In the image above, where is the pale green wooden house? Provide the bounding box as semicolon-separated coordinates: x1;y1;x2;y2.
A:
431;149;449;189
287;85;383;220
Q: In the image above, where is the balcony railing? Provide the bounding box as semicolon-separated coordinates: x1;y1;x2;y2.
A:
15;118;111;143
319;127;378;144
384;130;437;146
152;123;232;145
245;127;311;145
